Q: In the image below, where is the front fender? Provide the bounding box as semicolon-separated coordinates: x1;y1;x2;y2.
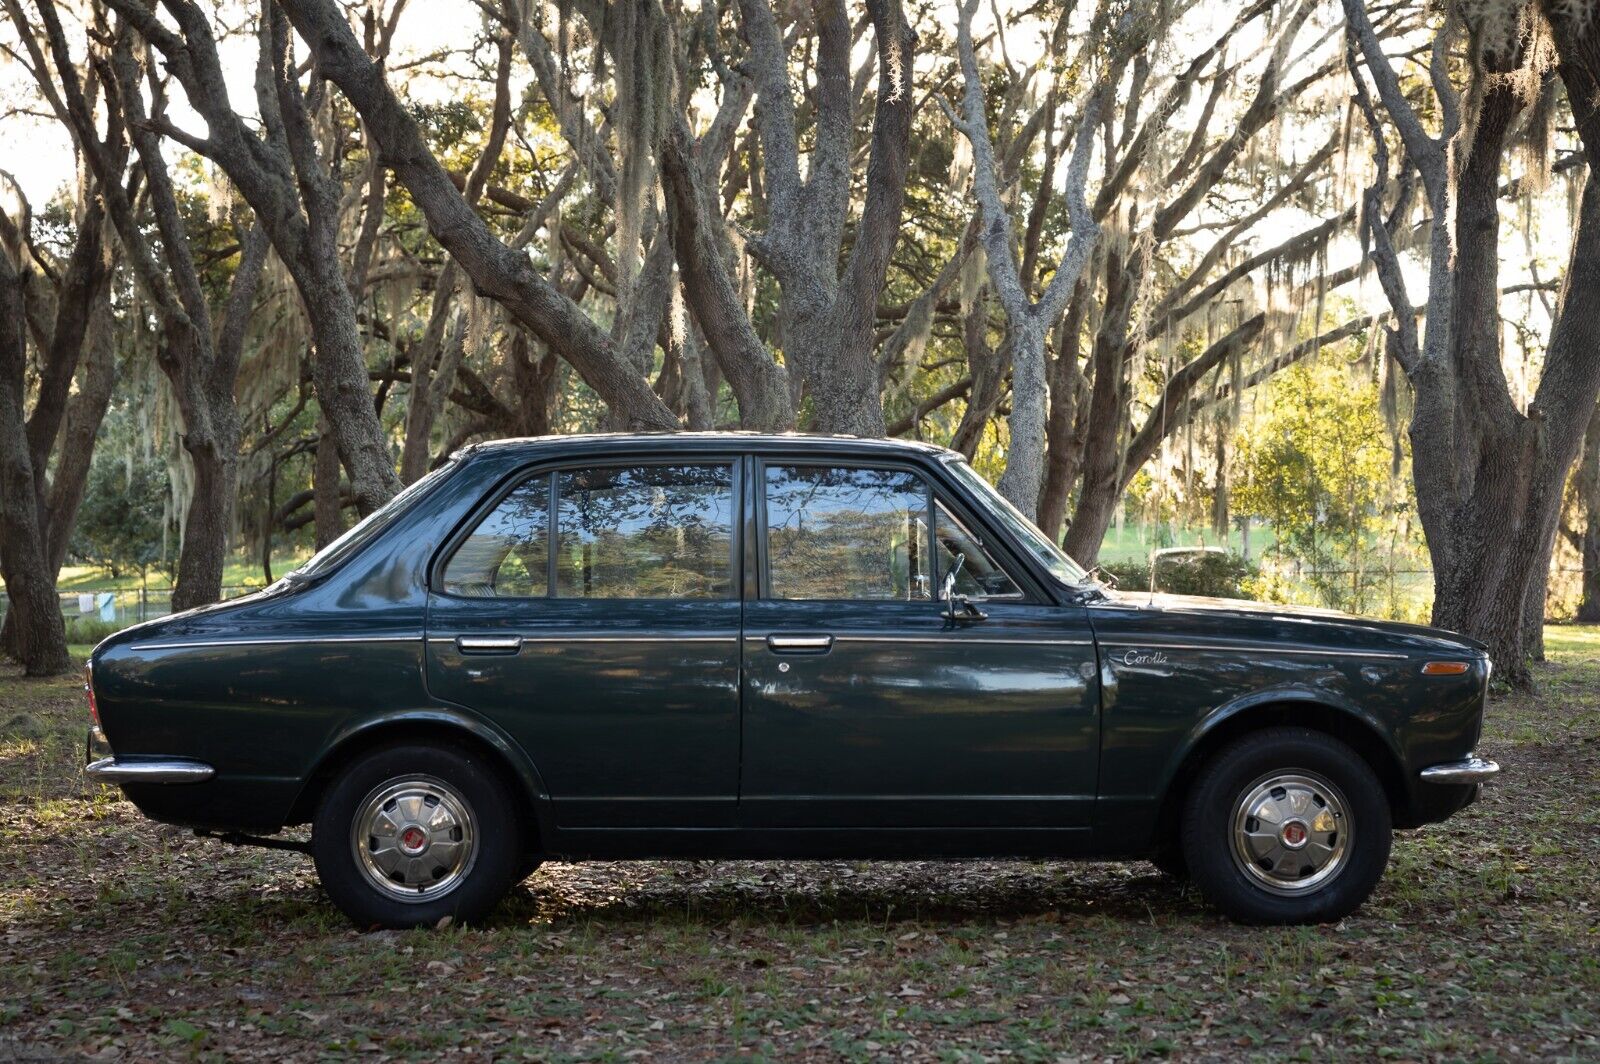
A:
1163;683;1407;797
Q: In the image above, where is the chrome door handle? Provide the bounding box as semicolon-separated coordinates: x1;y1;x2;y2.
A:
767;634;833;654
456;634;522;654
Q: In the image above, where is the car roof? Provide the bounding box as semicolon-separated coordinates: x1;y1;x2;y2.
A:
454;432;962;463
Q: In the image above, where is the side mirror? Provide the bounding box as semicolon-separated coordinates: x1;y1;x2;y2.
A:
941;553;987;623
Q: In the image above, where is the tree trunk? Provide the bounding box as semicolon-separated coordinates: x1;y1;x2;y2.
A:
1063;250;1139;565
314;414;345;550
168;378;240;614
510;332;561;437
400;271;460;484
45;303;117;578
794;303;891;437
298;228;403;515
1577;404;1600;622
950;309;1007;458
0;253;70;675
1425;173;1600;685
996;318;1050;515
1038;283;1089;540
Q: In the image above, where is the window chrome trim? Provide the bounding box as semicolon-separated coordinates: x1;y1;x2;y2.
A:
85;757;215;784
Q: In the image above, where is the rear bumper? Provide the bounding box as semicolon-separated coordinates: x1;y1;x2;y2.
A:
85;756;216;784
1419;756;1500;784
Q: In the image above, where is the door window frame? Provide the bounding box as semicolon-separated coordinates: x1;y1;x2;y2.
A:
429;456;745;603
751;455;1041;605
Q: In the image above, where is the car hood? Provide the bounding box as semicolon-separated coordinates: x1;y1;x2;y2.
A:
1095;589;1488;653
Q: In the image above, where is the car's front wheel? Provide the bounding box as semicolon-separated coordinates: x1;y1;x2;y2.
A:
312;743;521;928
1180;727;1392;924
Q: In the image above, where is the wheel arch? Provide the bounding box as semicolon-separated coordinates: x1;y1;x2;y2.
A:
1150;695;1408;856
286;708;551;854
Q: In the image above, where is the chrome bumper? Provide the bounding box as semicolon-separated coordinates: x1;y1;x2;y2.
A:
1419;756;1500;785
85;757;215;784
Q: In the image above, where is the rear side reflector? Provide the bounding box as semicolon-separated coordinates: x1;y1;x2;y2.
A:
1421;660;1471;676
84;662;100;725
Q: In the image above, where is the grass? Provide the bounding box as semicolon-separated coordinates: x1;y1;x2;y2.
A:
1;635;1597;1060
49;550;313;593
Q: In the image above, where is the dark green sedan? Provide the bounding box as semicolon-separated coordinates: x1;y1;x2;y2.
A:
83;434;1497;927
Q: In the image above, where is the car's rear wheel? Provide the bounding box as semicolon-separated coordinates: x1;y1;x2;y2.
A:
312;743;520;928
1179;727;1391;924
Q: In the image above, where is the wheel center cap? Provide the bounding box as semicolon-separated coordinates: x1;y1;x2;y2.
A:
399;825;429;854
1280;820;1308;849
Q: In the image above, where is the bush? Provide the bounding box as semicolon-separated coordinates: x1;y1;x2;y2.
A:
1099;550;1259;599
62;616;125;647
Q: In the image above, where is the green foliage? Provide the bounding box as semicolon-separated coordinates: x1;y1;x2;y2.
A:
69;453;170;581
1233;358;1425;617
61;617;122;646
1099;550;1260;599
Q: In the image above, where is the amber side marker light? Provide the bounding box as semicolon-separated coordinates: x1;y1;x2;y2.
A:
1421;661;1471;676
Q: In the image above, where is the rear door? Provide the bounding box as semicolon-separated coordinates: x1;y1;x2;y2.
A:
425;459;743;828
740;458;1101;830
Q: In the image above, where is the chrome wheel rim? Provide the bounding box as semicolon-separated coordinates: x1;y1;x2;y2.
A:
352;775;477;902
1229;770;1350;896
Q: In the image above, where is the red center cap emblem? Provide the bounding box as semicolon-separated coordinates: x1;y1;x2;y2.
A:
400;826;427;852
1282;821;1307;846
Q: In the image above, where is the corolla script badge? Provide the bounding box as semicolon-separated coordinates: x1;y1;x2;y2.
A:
1121;649;1171;667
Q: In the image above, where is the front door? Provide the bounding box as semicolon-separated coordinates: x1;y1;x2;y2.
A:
426;460;742;828
740;460;1101;830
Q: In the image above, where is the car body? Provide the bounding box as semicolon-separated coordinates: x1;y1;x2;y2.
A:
84;433;1499;926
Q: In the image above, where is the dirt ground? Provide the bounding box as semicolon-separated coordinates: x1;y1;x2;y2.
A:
1;630;1596;1061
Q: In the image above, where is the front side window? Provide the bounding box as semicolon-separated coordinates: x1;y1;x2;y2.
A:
555;465;734;599
764;465;931;600
935;499;1022;599
942;457;1089;586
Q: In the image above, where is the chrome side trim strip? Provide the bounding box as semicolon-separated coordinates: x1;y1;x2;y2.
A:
753;635;1096;647
1419;757;1501;784
428;634;737;645
85;757;215;784
131;635;420;651
1096;641;1409;660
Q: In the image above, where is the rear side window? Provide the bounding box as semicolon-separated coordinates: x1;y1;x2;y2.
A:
443;464;735;599
763;465;931;600
555;465;734;598
441;475;551;597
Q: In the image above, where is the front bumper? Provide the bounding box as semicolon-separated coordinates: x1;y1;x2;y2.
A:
85;756;216;784
1419;756;1501;785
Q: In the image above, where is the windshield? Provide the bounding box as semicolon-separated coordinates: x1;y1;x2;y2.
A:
942;457;1090;587
289;459;461;580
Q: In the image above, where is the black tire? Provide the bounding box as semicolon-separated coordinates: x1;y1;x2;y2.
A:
1179;727;1391;925
312;742;522;929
